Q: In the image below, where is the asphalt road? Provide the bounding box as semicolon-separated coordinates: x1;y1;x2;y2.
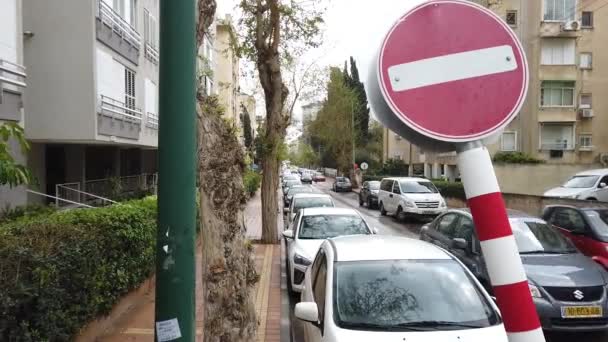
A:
285;181;608;342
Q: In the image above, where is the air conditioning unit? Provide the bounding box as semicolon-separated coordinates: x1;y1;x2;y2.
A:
600;153;608;166
580;109;594;118
562;20;580;31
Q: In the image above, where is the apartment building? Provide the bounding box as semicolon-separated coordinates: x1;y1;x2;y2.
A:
0;0;28;207
384;0;608;179
215;15;241;127
239;92;257;139
22;0;160;203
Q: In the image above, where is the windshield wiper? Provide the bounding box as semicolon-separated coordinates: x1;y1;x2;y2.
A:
340;322;429;331
520;250;573;255
394;321;483;329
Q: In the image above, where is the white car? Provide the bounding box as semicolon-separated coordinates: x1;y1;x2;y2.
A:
282;207;375;294
295;235;507;342
285;193;335;227
544;169;608;202
377;177;447;220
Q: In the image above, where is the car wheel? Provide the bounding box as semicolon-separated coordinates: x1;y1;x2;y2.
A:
368;198;374;209
587;197;597;201
359;196;364;206
396;206;403;222
286;263;296;297
380;202;387;216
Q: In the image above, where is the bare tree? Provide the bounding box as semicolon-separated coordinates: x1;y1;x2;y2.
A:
196;1;258;341
238;0;325;243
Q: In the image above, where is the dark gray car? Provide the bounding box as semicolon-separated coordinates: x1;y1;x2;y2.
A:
420;209;608;332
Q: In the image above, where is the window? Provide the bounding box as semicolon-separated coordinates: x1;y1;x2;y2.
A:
541;39;575;65
113;0;137;25
380;179;393;192
580;53;592;69
543;0;576;21
298;215;370;239
399;180;439;193
540;123;574;150
454;217;475;243
582;11;593;27
312;256;327;323
436;214;458;238
506;10;518;27
392;153;402;160
144;9;158;48
501;131;517;151
392;181;401;194
580;94;592;109
513;221;577;253
550;208;587;233
579;134;593;150
124;68;136;110
541;81;575;107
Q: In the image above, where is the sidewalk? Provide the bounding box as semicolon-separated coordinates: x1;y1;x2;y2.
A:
88;192;284;342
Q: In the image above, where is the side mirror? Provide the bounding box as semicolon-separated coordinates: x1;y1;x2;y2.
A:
452;238;467;250
372;227;379;234
295;302;319;323
282;230;294;239
599;182;607;189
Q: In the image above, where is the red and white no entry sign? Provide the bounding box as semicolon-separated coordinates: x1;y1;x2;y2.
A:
375;0;528;142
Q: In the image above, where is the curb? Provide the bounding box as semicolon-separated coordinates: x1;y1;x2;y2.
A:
280;238;292;342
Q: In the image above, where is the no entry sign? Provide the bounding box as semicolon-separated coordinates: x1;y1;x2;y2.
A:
371;0;528;144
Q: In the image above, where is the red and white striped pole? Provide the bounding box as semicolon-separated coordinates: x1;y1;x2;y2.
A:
457;143;545;342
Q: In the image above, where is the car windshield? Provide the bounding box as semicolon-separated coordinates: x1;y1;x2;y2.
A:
285;180;301;187
293;198;333;211
399;181;438;193
336;177;350;183
584;209;608;242
513;221;578;254
368;182;380;190
563;175;599;188
334;260;500;331
298;215;369;239
288;187;313;196
285;176;299;181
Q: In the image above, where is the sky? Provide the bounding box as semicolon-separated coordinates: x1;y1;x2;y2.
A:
216;0;427;121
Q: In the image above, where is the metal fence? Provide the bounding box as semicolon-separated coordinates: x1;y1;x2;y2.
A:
96;0;141;49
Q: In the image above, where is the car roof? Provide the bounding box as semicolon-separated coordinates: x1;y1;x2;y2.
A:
451;208;545;223
329;235;451;262
382;177;429;182
300;207;360;216
574;168;608;176
292;193;331;199
544;204;608;212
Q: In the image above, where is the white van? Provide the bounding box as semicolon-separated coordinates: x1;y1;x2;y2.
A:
377;177;447;220
544;169;608;202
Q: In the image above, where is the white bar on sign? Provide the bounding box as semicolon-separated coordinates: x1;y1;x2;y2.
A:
387;45;517;92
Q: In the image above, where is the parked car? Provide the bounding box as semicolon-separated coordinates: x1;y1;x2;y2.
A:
301;173;313;184
313;172;325;182
283;179;302;193
332;177;352;192
420;208;608;332
284;185;315;207
282;207;374;294
377;177;446;220
295;235;507;342
544;169;608;202
543;205;608;268
285;193;335;227
359;181;380;209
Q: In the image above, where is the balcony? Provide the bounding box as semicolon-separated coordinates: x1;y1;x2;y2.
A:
146;112;159;129
540;21;582;38
538;108;577;122
540;142;572;150
145;43;159;65
0;59;27;121
98;95;142;140
95;0;141;65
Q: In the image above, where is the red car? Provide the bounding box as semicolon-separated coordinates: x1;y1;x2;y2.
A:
543;205;608;269
312;172;325;182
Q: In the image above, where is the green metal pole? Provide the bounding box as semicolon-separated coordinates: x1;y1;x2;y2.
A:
154;0;197;341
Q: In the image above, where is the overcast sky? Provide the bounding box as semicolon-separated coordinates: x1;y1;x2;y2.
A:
217;0;427;120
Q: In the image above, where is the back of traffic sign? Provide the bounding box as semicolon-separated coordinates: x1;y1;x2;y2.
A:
368;0;528;151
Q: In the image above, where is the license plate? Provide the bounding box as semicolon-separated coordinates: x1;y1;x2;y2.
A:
561;306;603;318
423;210;435;214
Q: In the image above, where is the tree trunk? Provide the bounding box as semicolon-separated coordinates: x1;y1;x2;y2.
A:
260;145;279;244
197;96;258;342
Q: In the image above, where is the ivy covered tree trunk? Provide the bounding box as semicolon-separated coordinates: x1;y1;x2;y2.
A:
196;2;257;341
197;96;258;342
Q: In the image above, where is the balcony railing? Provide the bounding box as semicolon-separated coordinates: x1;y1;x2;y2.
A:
146;112;159;129
0;59;27;89
96;0;141;49
541;142;572;150
145;43;159;64
99;95;143;122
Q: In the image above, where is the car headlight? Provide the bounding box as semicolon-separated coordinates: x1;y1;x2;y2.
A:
403;199;415;208
294;253;312;266
440;200;447;208
529;283;542;298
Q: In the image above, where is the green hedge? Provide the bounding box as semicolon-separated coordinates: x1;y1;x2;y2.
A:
0;197;157;341
493;151;544;164
243;170;262;196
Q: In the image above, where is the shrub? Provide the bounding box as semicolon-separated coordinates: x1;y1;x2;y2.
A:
434;181;466;200
493;151;544;164
0;204;56;225
0;197;157;340
243;170;261;197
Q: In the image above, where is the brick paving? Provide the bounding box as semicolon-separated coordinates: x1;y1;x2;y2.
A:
98;192;284;341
